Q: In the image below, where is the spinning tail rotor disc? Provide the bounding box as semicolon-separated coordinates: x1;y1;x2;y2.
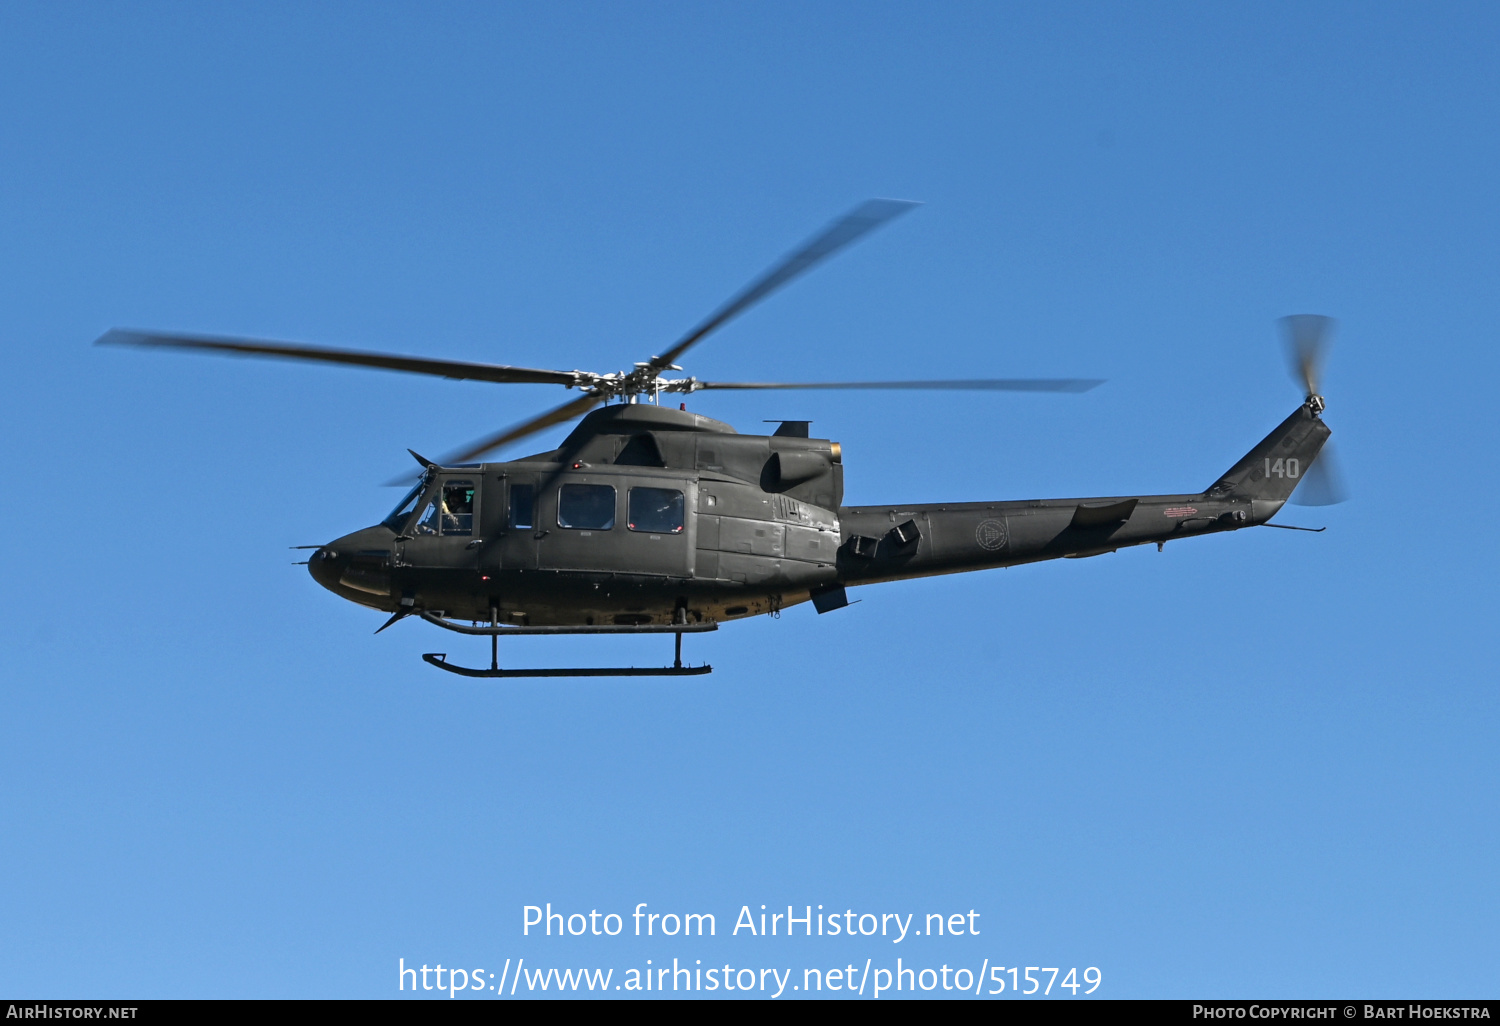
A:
1277;314;1348;507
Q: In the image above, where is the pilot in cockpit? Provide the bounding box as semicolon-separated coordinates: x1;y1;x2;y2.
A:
440;484;474;535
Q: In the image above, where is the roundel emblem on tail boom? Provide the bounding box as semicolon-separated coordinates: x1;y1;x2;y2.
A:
976;517;1009;552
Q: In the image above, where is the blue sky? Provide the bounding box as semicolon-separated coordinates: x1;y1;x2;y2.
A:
1;1;1497;999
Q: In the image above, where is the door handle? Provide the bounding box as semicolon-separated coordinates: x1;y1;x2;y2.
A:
465;539;484;549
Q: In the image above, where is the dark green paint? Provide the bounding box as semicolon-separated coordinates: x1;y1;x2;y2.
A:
307;400;1332;627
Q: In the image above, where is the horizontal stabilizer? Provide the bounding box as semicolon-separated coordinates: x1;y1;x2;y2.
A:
1071;498;1138;529
811;585;851;614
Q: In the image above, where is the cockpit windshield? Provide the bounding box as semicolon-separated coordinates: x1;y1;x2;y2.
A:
382;480;426;532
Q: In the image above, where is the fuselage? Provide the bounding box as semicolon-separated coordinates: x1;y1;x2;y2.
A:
308;402;1324;627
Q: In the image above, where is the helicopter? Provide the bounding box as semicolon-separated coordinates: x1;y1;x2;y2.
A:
98;199;1342;677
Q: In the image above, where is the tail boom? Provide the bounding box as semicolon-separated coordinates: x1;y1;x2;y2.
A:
834;403;1332;587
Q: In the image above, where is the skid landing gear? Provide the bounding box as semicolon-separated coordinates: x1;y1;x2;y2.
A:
417;612;715;678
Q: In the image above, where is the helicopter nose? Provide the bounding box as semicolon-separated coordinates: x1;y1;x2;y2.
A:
307;527;398;599
307;543;346;592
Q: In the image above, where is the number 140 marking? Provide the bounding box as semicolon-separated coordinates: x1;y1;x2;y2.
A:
1265;457;1301;479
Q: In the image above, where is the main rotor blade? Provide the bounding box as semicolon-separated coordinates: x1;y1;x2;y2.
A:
648;198;920;374
1279;315;1335;397
1290;440;1348;506
695;377;1103;393
97;329;582;387
384;392;606;484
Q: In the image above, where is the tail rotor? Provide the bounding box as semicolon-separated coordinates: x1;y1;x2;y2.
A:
1281;313;1333;405
1278;314;1347;506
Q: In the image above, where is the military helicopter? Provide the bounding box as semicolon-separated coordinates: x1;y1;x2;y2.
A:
98;200;1342;677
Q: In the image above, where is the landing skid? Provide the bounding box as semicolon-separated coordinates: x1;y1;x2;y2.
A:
421;654;712;678
417;612;715;678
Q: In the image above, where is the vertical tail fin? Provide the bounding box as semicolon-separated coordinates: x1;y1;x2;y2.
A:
1207;403;1333;519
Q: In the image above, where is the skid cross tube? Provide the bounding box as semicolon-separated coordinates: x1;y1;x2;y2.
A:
416;612;715;678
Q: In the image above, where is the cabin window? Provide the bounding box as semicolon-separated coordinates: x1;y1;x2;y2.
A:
628;487;684;534
415;480;475;536
557;484;616;530
508;484;534;529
